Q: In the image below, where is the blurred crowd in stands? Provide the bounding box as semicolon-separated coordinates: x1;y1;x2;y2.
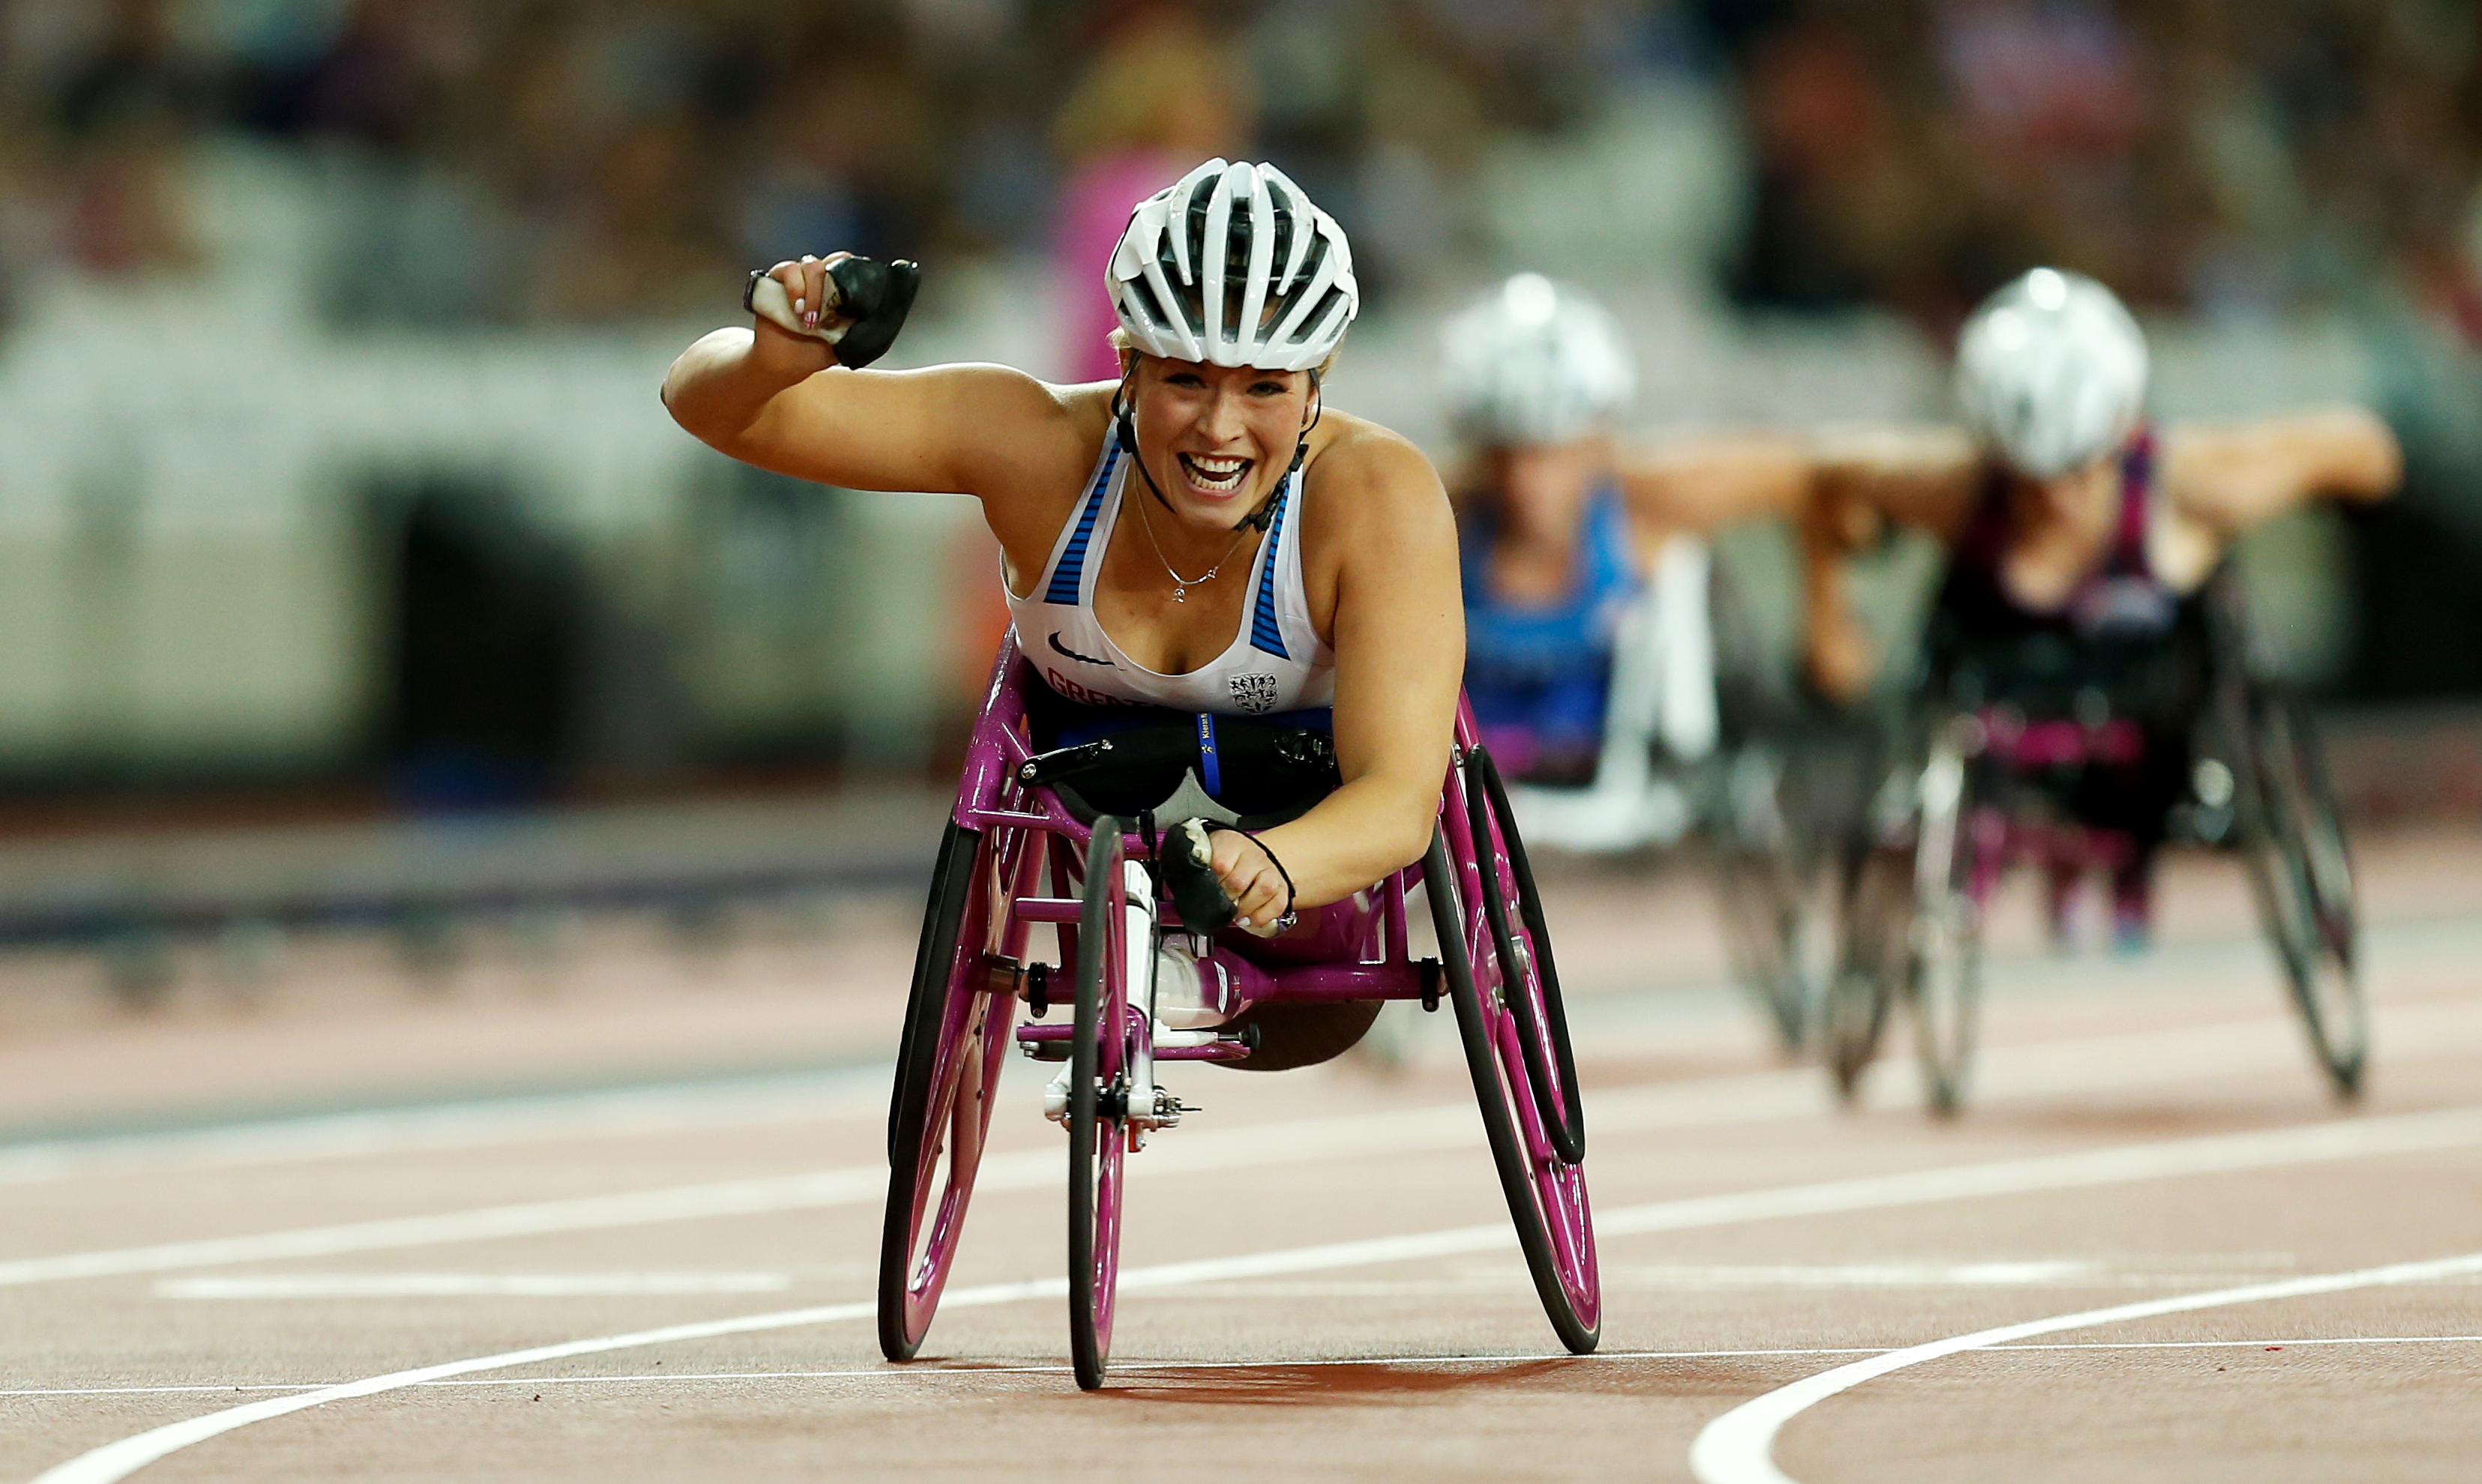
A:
1;0;2475;346
1723;0;2482;345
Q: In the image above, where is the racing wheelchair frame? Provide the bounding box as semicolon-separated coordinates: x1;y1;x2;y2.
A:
1491;534;1825;1056
1821;567;2367;1115
878;636;1599;1389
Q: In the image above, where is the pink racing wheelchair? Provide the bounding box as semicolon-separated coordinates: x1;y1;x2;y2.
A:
876;636;1598;1389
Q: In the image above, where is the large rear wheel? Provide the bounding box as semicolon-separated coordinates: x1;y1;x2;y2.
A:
1067;820;1132;1390
1433;763;1599;1354
1712;748;1815;1055
2235;689;2366;1099
879;821;1017;1360
1823;842;1909;1105
1906;735;1984;1117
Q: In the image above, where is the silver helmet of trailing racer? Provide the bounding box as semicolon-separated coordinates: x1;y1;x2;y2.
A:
1954;268;2150;480
1106;158;1360;529
1441;273;1637;448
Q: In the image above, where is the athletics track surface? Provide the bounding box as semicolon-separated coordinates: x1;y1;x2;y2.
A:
3;824;2478;1483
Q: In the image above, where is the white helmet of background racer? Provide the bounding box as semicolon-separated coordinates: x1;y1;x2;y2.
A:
1954;267;2150;480
1441;274;1637;447
1108;158;1359;374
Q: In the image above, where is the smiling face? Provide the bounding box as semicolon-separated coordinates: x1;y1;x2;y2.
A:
1124;355;1316;530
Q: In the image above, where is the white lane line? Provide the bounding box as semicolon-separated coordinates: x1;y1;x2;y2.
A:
1687;1249;2482;1484
17;993;2482;1291
16;1335;2482;1401
0;1168;897;1288
33;1103;2482;1484
154;1273;793;1299
0;1069;886;1188
10;959;2482;1192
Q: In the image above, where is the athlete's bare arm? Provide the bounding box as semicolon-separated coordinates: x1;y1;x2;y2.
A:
660;259;1100;558
1798;425;1981;702
2160;408;2400;537
1615;433;1810;542
1205;423;1463;922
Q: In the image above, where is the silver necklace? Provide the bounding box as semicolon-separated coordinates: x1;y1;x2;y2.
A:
1132;490;1254;603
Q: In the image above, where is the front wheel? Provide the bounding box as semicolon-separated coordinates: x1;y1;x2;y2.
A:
1067;819;1132;1390
1430;791;1599;1353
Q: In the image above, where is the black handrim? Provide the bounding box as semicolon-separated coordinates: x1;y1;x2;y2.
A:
1067;818;1123;1390
1425;828;1600;1353
1465;747;1586;1165
878;820;984;1362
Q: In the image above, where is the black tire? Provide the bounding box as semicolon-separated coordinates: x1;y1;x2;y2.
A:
1824;843;1906;1104
887;822;980;1163
1068;819;1127;1391
1466;748;1585;1165
879;821;993;1361
2235;689;2367;1099
1426;829;1600;1354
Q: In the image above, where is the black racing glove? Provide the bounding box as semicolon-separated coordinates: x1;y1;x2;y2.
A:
1156;818;1240;934
823;256;920;368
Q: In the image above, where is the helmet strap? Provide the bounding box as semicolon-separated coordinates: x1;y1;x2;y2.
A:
1246;370;1321;533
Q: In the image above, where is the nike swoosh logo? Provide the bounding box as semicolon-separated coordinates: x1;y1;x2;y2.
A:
1049;632;1114;667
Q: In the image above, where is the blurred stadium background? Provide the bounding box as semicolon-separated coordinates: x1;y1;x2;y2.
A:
0;0;2477;1001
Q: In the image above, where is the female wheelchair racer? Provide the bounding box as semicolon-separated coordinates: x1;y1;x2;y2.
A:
663;160;1596;1388
1800;269;2400;1114
1439;274;1822;1050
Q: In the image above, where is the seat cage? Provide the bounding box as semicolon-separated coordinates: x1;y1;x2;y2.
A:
953;636;1465;1061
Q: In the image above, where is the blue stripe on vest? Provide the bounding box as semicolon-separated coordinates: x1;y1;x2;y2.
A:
1043;444;1121;606
1250;477;1292;659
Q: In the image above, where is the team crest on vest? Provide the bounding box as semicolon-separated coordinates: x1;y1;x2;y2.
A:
1228;672;1279;714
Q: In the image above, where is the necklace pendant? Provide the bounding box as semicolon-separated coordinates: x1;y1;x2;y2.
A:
1172;585;1187;603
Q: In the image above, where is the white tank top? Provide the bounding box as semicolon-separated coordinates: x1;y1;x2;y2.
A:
1006;435;1334;716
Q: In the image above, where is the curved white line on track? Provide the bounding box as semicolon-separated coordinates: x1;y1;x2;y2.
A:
1687;1250;2482;1484
32;1102;2482;1484
15;996;2482;1290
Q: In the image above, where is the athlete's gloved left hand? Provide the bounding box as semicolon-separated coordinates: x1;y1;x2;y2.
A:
1159;820;1294;939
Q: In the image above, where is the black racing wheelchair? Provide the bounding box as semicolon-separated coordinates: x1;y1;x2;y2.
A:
1820;566;2366;1115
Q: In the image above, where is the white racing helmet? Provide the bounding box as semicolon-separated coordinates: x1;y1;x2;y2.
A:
1107;158;1358;374
1441;274;1636;447
1954;268;2149;478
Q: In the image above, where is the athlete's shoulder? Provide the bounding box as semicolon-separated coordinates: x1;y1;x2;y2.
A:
1304;411;1450;515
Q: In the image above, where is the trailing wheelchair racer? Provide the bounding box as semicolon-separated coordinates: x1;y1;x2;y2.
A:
1442;275;1827;1055
1804;270;2391;1115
